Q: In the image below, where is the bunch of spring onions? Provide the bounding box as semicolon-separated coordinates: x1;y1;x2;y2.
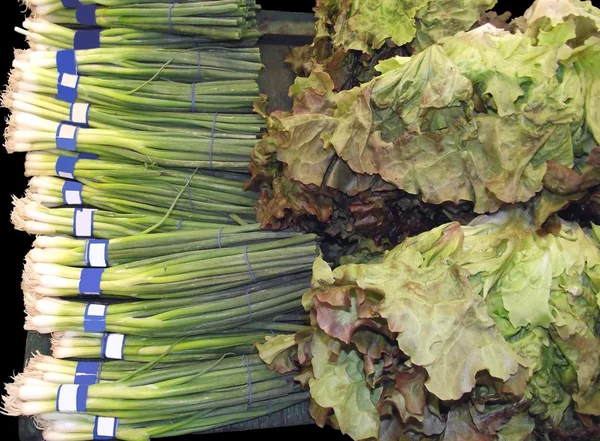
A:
25;175;257;221
25;274;311;336
7;93;265;133
12;48;263;82
48;329;310;361
4;352;308;441
28;225;306;264
18;19;261;50
6;112;257;169
23;234;318;298
22;0;262;40
3;0;316;438
12;199;233;237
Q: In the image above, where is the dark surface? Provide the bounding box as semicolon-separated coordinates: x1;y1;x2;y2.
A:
1;0;594;440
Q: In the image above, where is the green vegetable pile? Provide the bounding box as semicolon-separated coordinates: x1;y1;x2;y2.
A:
258;208;600;440
249;0;600;256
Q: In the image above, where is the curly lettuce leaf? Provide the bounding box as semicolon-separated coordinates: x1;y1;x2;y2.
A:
309;330;382;440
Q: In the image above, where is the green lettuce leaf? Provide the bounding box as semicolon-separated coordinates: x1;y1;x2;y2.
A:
309;330;382;440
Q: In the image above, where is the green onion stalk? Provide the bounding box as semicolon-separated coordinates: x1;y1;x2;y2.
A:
23;235;319;298
4;353;308;439
12;198;236;238
6;112;256;170
10;65;259;113
36;392;308;440
17;19;260;51
35;393;308;441
48;327;307;361
14;48;263;82
24;151;251;183
23;152;251;196
29;226;309;265
22;0;262;40
5;91;265;134
22;352;272;385
27;175;257;220
25;273;311;336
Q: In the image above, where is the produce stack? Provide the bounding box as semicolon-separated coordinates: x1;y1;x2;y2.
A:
250;0;600;440
2;1;316;439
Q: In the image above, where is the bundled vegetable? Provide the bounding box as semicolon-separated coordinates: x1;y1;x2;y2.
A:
23;232;318;298
12;48;262;83
5;91;265;134
25;273;311;336
21;0;262;41
3;352;307;441
11;198;231;237
250;0;600;253
17;18;261;50
258;207;600;440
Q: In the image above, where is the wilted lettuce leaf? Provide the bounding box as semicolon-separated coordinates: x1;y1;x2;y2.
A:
256;176;334;230
519;0;600;48
309;329;382;440
443;403;495;441
496;412;536;441
255;334;298;373
413;0;498;51
317;219;529;401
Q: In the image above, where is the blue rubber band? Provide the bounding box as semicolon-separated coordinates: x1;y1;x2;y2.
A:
244;356;253;404
56;384;88;412
196;50;202;81
56;123;79;152
84;303;108;332
67;102;91;127
244;285;253;323
84;239;109;267
56;50;77;75
93;416;119;440
61;0;82;7
100;333;126;359
217;227;224;248
190;83;196;112
177;219;183;230
62;180;84;205
56;73;80;103
244;246;256;282
55;155;79;179
79;268;104;296
73;208;96;237
76;5;98;26
75;361;101;385
168;2;179;33
74;29;101;50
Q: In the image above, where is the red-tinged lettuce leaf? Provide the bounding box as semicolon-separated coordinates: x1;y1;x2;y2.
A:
442;404;495;441
295;327;315;367
311;285;384;344
309;329;382;440
394;367;428;421
469;399;531;436
276;114;337;187
256;176;334;230
324;221;529;401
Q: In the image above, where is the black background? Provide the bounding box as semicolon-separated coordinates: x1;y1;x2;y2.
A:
0;0;590;439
